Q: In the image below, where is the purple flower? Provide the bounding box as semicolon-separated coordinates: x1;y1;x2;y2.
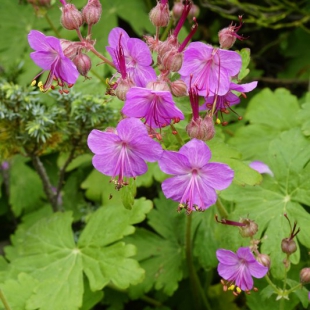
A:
28;30;79;91
216;247;268;292
122;85;184;129
106;27;156;87
87;118;163;188
200;81;258;112
249;161;274;177
179;42;242;97
158;139;234;212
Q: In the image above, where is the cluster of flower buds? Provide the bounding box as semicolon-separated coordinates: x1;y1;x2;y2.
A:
172;0;200;21
59;0;101;31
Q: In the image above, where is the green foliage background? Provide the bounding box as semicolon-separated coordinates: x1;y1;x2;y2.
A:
0;0;310;309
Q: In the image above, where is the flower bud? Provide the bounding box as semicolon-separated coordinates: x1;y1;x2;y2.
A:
160;49;183;72
256;254;271;269
239;218;258;238
60;40;80;59
172;2;183;20
115;78;134;101
82;0;102;26
186;116;215;141
60;2;83;30
188;4;200;20
146;81;170;92
170;80;187;97
281;238;297;255
218;27;237;49
149;1;170;27
73;53;92;77
300;268;310;284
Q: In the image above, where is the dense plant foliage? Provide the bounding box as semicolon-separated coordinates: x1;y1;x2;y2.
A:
0;0;310;309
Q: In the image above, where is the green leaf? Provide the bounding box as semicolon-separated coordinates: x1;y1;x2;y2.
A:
297;93;310;137
9;155;45;216
208;139;262;186
5;200;151;310
286;279;309;309
222;128;310;279
80;278;104;310
6;212;83;310
237;48;251;80
121;178;136;210
126;194;201;297
229;88;301;161
78;198;152;290
0;273;38;310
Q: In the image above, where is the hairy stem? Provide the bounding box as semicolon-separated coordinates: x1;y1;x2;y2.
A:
185;214;212;310
0;290;12;310
89;46;116;69
215;198;229;218
31;155;59;212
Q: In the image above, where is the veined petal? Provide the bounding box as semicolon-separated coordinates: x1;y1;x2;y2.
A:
30;51;56;70
236;247;256;262
217;262;239;282
127;38;153;66
200;162;234;190
54;56;79;84
108;27;129;50
248;260;268;278
116;117;148;141
28;30;53;52
179;139;212;166
217;49;242;77
234;265;254;291
87;129;121;155
158;151;191;175
161;175;192;201
230;81;258;93
216;249;239;265
130;65;157;88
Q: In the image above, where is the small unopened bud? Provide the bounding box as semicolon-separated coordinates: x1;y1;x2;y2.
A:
300;268;310;284
170;80;187;97
146;81;170;92
160;49;183;72
82;0;102;26
60;1;83;30
60;40;80;59
115;78;134;101
186;116;215;141
239;219;258;238
188;4;200;20
281;238;297;255
256;254;271;269
73;53;92;77
219;27;237;49
172;2;183;20
149;1;170;27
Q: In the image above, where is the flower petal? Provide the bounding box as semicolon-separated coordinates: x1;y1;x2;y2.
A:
127;38;153;66
179;139;212;166
158;150;191;175
248;260;268;278
216;249;239;265
234;265;254;291
30;51;56;70
108;27;129;50
249;161;274;177
200;162;234;190
87;129;121;155
54;57;79;84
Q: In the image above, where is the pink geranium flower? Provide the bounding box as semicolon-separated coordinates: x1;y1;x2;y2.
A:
28;30;79;91
216;247;268;292
179;42;242;97
106;27;156;87
87;118;163;188
158;139;234;212
122;85;184;129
